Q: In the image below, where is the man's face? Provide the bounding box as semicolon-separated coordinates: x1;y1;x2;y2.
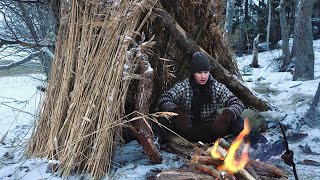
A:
194;71;209;85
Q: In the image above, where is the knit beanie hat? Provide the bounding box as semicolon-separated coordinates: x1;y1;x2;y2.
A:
191;51;211;74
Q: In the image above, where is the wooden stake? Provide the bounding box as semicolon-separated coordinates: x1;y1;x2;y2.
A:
131;54;163;164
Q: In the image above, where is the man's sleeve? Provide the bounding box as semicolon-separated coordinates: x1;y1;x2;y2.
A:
216;83;244;117
158;82;184;112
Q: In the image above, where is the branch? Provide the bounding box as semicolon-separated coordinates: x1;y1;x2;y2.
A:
279;122;299;180
0;47;53;71
0;50;40;70
0;38;54;49
0;102;35;117
12;0;44;4
0;38;18;48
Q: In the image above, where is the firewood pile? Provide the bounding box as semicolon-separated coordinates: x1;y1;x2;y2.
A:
150;138;288;180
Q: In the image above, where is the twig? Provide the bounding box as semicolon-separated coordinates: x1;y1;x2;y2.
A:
0;102;35;117
279;122;299;180
289;83;302;88
0;51;41;70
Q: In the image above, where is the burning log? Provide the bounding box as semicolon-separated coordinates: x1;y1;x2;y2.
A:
189;120;287;179
204;147;256;180
191;143;287;179
219;136;288;179
191;155;260;180
191;155;224;167
191;146;287;179
193;164;223;178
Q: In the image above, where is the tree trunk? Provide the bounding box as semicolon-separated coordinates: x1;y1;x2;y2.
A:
45;0;61;33
304;82;320;127
266;0;272;50
292;0;315;81
279;0;291;71
245;0;249;23
224;0;236;39
250;34;260;68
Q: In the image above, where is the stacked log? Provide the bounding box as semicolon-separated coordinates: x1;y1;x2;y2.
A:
191;140;288;180
151;140;288;180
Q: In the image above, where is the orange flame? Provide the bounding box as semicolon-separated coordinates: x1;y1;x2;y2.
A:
211;138;224;160
211;118;251;174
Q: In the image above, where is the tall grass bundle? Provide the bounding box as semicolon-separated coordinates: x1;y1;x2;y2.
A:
27;0;158;178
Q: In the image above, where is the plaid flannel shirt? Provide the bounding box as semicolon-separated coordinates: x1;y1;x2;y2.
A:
158;75;244;121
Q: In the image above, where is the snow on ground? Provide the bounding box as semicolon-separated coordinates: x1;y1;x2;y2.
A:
0;40;320;179
237;39;320;179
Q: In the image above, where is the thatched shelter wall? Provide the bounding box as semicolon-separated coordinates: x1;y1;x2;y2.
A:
27;0;160;179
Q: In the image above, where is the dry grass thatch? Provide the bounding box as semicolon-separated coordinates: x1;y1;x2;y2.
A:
27;0;158;179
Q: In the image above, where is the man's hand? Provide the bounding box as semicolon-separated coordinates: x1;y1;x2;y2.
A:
173;107;192;132
211;108;235;138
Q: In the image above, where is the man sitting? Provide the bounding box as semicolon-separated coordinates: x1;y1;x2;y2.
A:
155;51;254;143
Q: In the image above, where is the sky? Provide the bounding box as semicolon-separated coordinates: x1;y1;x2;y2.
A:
0;39;320;179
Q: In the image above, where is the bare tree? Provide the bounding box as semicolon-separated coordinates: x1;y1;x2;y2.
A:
0;0;56;78
224;0;236;37
291;0;316;80
266;0;272;50
277;0;290;71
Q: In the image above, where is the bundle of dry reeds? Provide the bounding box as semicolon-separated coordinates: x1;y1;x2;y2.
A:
27;0;158;179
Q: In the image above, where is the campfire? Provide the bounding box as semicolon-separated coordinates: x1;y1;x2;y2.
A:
211;119;250;174
188;118;288;180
